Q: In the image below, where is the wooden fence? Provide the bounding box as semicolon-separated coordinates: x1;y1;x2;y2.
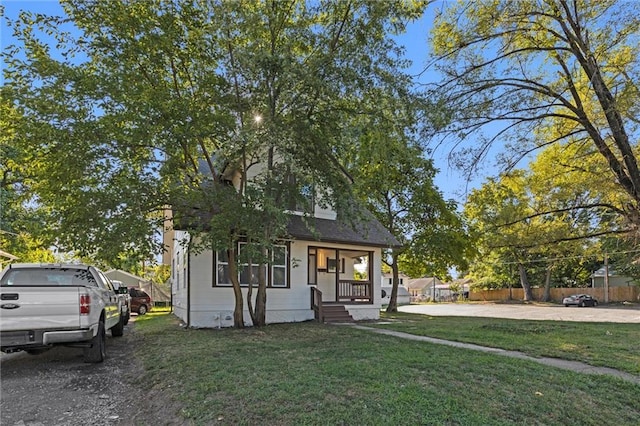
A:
469;286;639;303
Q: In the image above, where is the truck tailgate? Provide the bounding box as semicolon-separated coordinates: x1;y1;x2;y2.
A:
0;287;82;331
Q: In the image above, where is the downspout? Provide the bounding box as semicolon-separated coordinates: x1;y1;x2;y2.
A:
187;245;191;328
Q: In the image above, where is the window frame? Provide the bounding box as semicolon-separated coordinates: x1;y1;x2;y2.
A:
270;244;288;288
213;242;290;288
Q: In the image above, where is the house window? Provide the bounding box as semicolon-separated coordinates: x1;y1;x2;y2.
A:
286;175;314;213
183;252;187;288
183;266;187;289
216;249;232;286
386;277;403;286
214;243;289;288
297;183;314;213
271;245;287;287
239;242;266;286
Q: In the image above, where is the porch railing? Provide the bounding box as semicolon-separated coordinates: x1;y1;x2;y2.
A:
311;287;323;322
337;280;373;303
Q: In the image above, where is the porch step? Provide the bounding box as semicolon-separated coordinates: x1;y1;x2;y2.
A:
322;304;354;323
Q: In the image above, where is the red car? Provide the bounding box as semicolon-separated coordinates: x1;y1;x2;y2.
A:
129;288;152;315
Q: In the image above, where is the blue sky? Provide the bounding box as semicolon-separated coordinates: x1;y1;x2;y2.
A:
1;0;491;203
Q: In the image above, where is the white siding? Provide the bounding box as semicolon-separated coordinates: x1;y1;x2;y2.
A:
172;230;189;325
171;236;383;328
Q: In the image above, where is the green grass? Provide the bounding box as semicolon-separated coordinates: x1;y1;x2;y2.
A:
372;311;640;375
133;313;639;425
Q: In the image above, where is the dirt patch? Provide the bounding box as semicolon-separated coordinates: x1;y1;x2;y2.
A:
0;318;186;426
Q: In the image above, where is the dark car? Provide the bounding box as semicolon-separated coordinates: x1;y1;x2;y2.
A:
129;288;152;315
562;294;598;307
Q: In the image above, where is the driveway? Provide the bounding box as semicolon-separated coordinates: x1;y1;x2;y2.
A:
398;302;640;323
0;316;182;426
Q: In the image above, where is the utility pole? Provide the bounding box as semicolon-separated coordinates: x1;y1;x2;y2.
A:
604;252;609;304
432;276;436;302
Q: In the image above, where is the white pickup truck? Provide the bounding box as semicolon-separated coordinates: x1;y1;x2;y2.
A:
0;263;126;363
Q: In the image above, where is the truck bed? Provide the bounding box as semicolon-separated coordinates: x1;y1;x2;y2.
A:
0;286;83;331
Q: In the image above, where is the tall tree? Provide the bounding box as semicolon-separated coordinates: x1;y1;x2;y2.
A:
0;92;55;263
465;172;537;300
348;133;470;312
3;0;428;326
464;143;617;299
429;0;640;229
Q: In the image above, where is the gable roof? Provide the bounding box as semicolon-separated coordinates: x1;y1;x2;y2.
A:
407;277;443;290
286;211;400;248
173;198;401;249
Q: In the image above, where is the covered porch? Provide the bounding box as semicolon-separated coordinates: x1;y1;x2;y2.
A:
308;247;374;322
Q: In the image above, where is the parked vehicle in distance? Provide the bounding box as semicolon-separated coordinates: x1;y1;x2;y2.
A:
562;294;598;307
111;280;131;325
0;263;125;362
129;288;152;315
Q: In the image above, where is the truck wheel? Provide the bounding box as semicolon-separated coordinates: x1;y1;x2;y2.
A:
123;312;130;326
138;305;147;315
84;320;106;363
111;315;124;337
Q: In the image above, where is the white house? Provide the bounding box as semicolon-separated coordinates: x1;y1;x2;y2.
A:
380;285;411;306
381;272;410;287
169;163;399;327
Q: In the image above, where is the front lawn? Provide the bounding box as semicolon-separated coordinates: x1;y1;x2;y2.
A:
134;313;639;425
373;311;640;374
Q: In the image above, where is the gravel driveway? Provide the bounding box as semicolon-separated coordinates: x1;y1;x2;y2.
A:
0;317;183;426
399;302;640;323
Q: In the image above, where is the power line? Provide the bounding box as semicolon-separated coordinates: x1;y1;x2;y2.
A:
493;248;640;266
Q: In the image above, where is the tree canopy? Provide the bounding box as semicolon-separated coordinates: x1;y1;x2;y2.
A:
3;0;428;264
3;0;437;325
430;0;640;231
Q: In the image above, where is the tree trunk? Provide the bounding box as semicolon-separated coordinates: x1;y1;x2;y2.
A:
227;246;245;328
541;265;553;302
247;261;255;324
517;262;534;302
385;253;400;313
246;256;267;327
254;256;268;327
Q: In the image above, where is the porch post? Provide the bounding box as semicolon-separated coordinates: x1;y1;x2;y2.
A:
335;248;340;299
369;250;374;301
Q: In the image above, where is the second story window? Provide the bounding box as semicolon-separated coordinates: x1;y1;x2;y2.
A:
285;174;314;214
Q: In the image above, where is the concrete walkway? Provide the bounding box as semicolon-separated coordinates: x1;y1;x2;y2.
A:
349;325;640;386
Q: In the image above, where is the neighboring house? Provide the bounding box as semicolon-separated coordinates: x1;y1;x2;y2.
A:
104;269;171;304
407;276;443;298
169;168;400;328
381;272;410;287
380;285;411;306
591;267;638;288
